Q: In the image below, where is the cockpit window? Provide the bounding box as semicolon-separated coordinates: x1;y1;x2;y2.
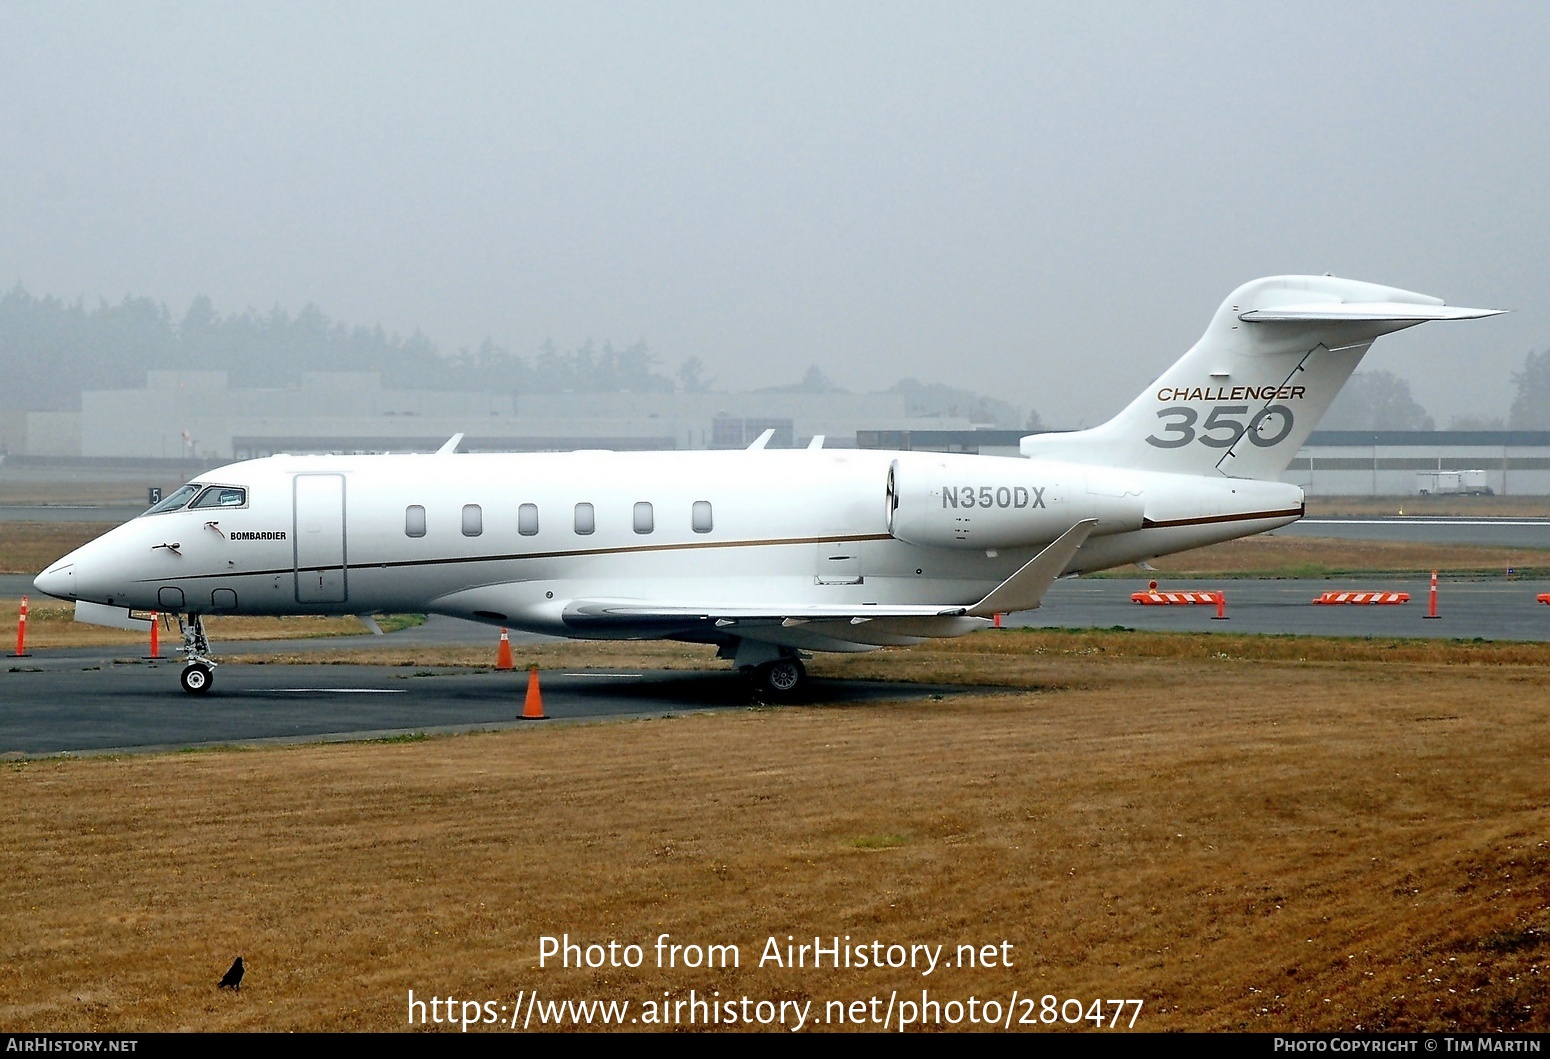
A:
141;484;201;516
191;485;248;510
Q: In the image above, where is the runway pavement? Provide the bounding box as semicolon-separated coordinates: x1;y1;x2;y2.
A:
1027;576;1550;641
1278;516;1550;548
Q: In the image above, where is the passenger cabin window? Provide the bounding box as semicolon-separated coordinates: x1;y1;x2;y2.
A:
405;505;427;538
462;504;483;537
141;483;200;516
574;502;595;535
692;500;713;533
518;503;539;536
191;485;247;509
633;501;654;534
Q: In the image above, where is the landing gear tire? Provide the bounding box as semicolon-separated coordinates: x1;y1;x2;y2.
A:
755;657;806;698
181;663;214;695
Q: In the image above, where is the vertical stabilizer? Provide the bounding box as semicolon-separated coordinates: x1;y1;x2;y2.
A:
1021;276;1503;479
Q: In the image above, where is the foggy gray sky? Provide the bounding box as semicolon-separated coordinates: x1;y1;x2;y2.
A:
2;1;1546;427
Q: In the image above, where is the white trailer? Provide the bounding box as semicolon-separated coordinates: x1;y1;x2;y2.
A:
1416;469;1493;495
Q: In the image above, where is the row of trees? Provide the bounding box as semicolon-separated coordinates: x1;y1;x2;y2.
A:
1509;351;1550;429
1309;357;1550;432
0;287;688;410
11;283;1544;429
0;286;1033;426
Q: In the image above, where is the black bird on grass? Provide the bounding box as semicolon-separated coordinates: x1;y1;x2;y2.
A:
218;957;244;990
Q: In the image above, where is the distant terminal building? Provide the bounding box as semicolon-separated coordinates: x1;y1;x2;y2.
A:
856;429;1550;496
6;374;1550;496
1284;431;1550;497
9;371;971;460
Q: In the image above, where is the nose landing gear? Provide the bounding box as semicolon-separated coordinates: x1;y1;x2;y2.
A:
176;614;217;694
180;662;214;694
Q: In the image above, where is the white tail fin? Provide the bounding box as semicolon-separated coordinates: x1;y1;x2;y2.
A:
1021;276;1503;479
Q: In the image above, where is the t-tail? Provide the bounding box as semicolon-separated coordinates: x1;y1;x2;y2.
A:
1021;276;1504;479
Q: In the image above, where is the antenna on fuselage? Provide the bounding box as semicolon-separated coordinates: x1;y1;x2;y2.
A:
746;428;775;450
437;433;465;455
807;435;825;449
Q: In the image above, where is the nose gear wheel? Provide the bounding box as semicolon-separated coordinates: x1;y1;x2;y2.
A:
176;614;218;695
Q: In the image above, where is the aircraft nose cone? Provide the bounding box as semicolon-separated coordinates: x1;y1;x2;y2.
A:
34;563;75;600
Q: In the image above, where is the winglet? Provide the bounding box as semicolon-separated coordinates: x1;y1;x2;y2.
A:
967;519;1097;618
746;428;776;450
437;433;465;455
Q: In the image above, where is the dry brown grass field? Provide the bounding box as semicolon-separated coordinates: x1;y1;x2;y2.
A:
0;596;376;648
1;522;111;575
2;631;1548;1033
0;477;211;507
1139;534;1550;579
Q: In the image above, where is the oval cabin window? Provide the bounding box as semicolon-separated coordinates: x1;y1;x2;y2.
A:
405;505;427;538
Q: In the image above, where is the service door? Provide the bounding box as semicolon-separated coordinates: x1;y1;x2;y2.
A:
294;474;347;604
814;540;865;585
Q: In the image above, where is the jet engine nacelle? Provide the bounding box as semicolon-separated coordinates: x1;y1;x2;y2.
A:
886;455;1144;550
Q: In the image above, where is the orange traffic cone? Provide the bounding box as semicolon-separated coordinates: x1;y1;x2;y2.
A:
496;628;514;670
521;665;547;720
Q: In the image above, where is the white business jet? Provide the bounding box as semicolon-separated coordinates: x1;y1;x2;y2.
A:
34;276;1501;695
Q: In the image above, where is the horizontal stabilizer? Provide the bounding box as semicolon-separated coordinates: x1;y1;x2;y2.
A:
967;518;1097;617
1239;302;1505;323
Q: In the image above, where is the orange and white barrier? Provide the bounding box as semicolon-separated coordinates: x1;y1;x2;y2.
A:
496;628;514;670
1131;590;1223;605
146;611;161;660
1312;591;1410;605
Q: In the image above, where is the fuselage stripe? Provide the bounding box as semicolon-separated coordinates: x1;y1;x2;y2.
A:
131;531;895;584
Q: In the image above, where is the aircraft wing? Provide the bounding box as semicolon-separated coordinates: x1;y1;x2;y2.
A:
561;519;1099;630
563;600;969;626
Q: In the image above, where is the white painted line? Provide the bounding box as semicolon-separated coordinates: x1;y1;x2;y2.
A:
561;672;644;678
1299;518;1550;526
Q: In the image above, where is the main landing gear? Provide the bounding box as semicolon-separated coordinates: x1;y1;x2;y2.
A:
716;638;812;699
176;613;217;695
754;656;806;698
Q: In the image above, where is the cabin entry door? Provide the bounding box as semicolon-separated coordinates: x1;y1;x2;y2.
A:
293;474;348;604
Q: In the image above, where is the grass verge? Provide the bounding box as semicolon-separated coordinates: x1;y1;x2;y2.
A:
1;631;1548;1032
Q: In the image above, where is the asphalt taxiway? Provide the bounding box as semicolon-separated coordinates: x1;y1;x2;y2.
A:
6;575;1549;756
0;663;971;757
1022;575;1550;640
